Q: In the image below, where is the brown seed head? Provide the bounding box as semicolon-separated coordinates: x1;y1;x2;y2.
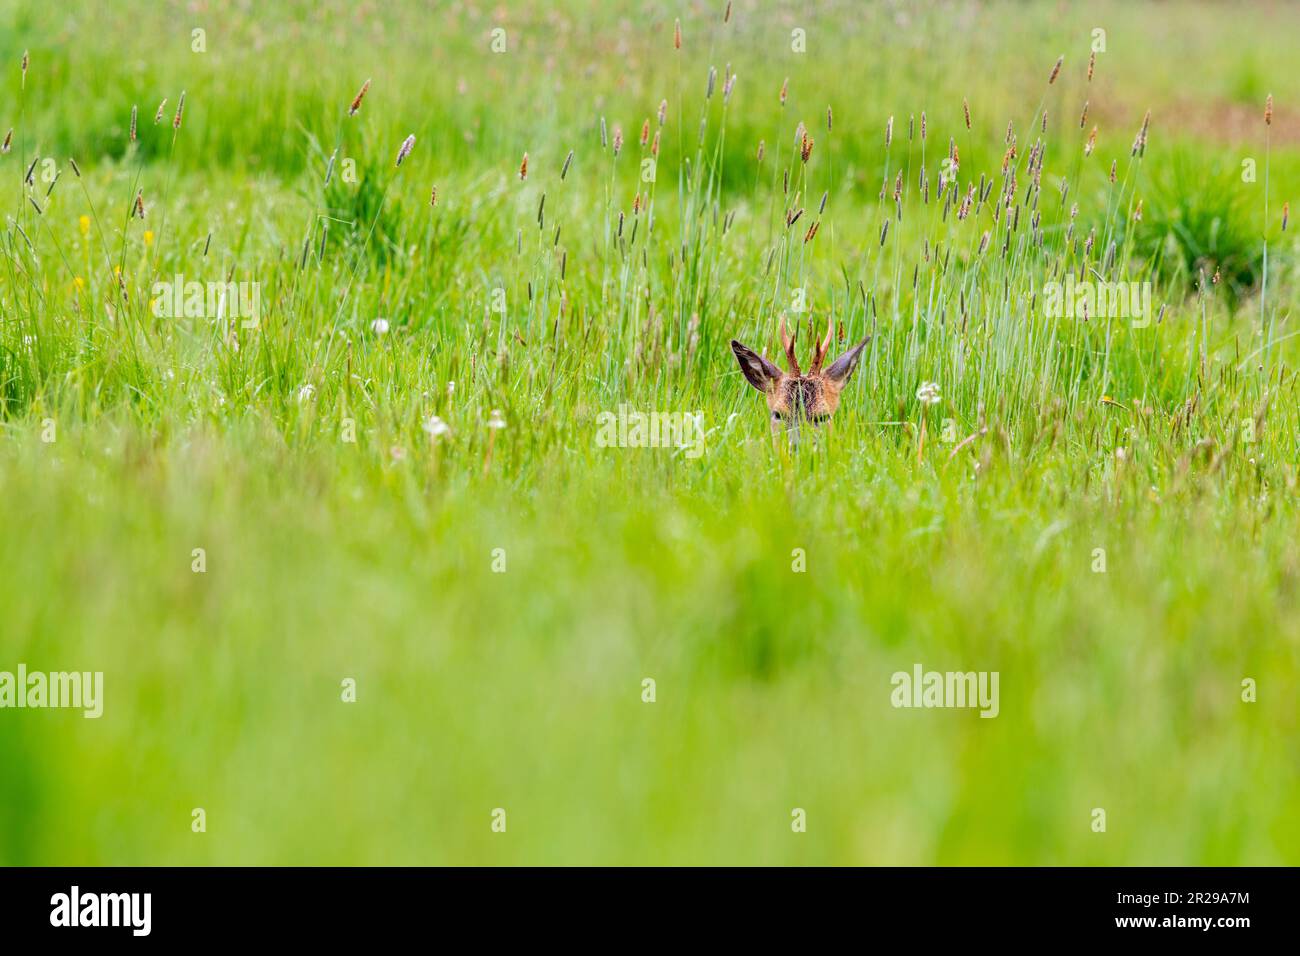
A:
1049;55;1063;84
349;79;371;116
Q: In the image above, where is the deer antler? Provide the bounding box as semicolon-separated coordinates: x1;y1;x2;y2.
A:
808;315;834;374
779;314;801;375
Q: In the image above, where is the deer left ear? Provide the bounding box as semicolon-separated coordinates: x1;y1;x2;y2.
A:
824;336;871;385
730;340;783;392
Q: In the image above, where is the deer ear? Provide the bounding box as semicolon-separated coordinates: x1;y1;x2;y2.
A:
730;340;782;392
824;336;871;385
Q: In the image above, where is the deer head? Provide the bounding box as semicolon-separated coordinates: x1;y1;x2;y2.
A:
730;316;870;432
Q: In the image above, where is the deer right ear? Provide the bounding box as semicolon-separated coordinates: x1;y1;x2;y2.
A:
824;336;871;385
730;340;782;393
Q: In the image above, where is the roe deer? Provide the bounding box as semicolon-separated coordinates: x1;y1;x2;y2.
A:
730;316;870;433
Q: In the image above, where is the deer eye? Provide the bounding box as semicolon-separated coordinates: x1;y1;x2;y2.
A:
771;411;784;421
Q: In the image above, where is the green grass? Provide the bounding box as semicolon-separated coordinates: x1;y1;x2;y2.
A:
0;0;1297;865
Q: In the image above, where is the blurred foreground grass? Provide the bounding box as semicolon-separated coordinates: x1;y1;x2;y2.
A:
1;419;1296;864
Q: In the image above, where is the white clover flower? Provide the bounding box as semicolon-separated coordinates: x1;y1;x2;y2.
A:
916;381;941;406
487;409;507;430
423;415;450;439
371;318;390;335
297;384;316;403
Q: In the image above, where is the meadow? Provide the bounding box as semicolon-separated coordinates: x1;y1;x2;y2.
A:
0;0;1297;865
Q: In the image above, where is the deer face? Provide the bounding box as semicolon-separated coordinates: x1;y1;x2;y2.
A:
730;317;870;432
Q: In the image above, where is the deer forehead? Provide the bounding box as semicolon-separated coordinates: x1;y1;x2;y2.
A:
778;376;824;403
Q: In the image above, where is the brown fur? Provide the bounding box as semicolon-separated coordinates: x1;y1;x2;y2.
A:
731;317;870;432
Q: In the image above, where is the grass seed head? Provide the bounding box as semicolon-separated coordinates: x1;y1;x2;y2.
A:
350;78;371;116
396;134;416;166
1049;55;1063;84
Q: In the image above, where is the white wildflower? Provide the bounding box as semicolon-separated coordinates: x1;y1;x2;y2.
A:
423;415;450;439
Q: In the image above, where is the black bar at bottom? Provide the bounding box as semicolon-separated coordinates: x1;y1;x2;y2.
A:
0;867;1288;941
